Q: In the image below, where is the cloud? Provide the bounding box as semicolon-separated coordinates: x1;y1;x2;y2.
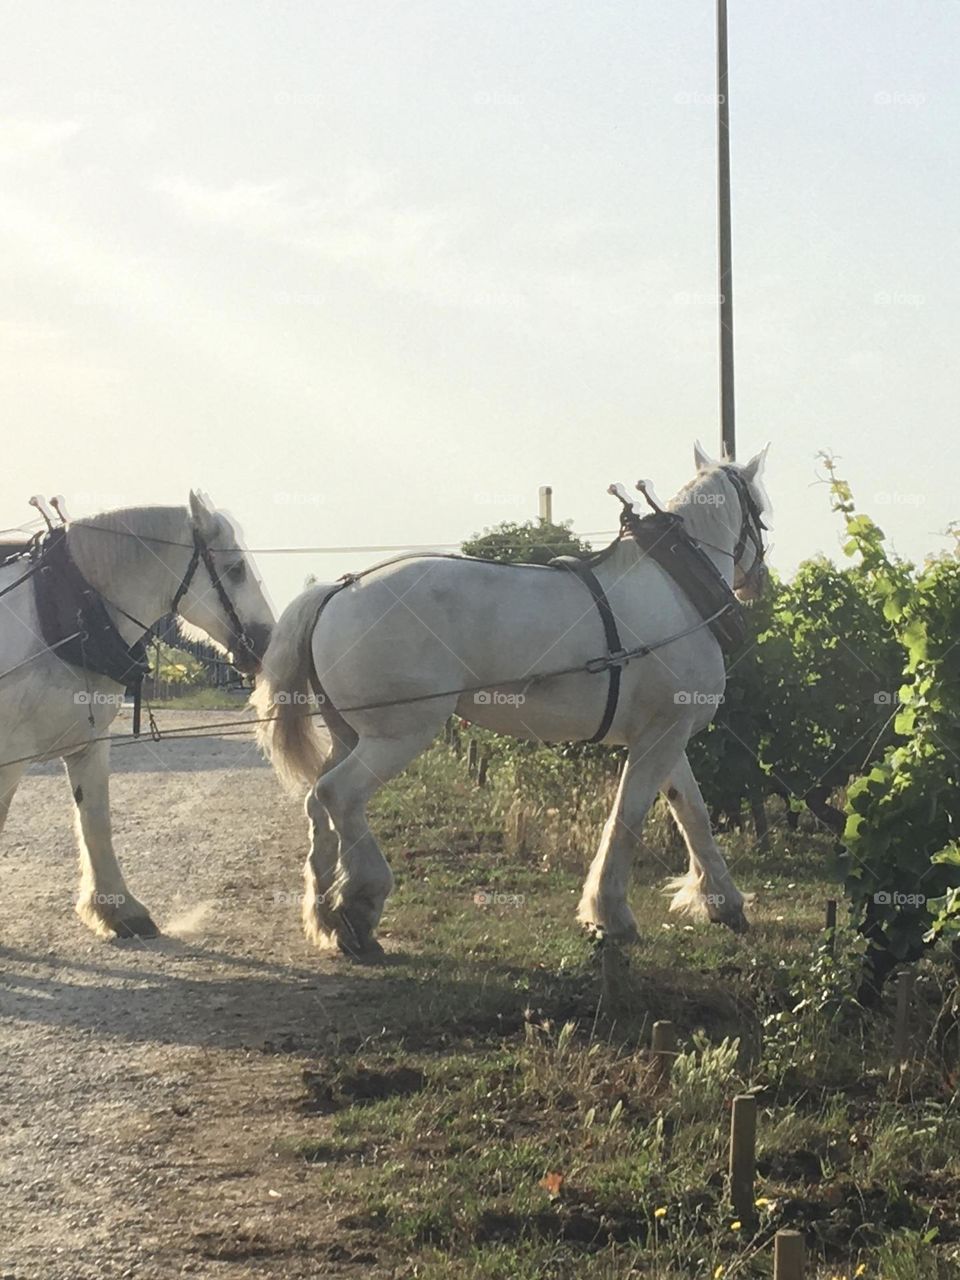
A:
150;169;672;324
0;117;82;163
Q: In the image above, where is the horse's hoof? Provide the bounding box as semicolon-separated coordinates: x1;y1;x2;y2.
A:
113;915;160;939
336;936;386;964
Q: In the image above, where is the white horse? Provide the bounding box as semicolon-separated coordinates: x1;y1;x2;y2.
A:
254;446;770;959
0;493;274;938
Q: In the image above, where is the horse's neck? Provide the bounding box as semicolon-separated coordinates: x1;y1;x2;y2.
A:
66;508;192;643
668;471;739;585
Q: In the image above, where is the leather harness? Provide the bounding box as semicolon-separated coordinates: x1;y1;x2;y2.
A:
2;521;252;737
304;472;767;745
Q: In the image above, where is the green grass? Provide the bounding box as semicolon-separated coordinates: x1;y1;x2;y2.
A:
270;739;960;1279
148;686;247;710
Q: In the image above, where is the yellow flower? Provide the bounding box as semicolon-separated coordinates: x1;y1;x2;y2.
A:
654;1206;668;1218
855;1267;867;1278
730;1220;742;1231
714;1268;725;1279
755;1196;773;1207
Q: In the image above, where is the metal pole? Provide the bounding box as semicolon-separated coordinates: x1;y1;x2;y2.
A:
538;485;553;523
717;0;736;460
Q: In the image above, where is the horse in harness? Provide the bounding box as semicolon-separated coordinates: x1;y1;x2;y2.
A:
0;493;274;939
254;444;770;960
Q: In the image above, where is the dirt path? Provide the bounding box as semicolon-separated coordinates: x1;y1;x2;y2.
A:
0;711;376;1280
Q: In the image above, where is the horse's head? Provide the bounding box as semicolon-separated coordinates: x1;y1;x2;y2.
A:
694;442;770;602
174;492;275;674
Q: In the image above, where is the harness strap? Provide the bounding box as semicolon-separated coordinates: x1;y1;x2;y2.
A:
549;556;624;744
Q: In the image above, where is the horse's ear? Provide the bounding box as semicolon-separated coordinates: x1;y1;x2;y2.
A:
741;443;770;482
694;440;716;472
189;490;220;540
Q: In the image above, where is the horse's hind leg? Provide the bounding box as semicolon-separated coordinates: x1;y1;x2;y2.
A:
312;723;441;958
664;752;748;933
66;740;158;939
577;723;688;941
303;728;354;947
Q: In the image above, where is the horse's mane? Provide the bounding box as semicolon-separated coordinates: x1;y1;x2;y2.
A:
66;506;190;593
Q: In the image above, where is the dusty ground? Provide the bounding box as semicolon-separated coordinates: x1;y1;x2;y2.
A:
0;710;379;1280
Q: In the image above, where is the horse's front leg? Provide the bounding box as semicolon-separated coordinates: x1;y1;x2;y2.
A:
664;751;748;933
0;764;25;840
577;724;687;941
66;740;159;938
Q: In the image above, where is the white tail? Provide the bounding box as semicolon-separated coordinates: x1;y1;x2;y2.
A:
251;585;330;791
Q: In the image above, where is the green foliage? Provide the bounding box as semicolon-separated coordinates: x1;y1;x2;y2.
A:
462;519;593;565
149;640;206;687
820;457;960;966
687;554;902;825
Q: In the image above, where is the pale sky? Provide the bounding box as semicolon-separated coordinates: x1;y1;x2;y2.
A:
2;0;956;609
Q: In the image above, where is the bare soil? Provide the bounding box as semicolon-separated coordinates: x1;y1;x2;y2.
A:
0;710;380;1280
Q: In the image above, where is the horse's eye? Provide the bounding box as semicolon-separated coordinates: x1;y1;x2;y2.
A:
226;562;246;584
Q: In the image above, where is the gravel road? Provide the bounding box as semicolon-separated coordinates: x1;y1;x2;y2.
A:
0;710;371;1280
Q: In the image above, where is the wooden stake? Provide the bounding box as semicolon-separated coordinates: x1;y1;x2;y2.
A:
600;938;630;1013
824;899;837;954
651;1020;676;1085
477;748;489;788
467;739;479;777
773;1229;805;1279
894;968;914;1068
729;1094;757;1222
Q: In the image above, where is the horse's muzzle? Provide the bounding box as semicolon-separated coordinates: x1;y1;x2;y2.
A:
230;622;272;675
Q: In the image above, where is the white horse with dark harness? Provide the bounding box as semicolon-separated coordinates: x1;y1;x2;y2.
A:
254;445;770;960
0;493;274;938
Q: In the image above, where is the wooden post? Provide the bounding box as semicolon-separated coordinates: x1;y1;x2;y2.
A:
773;1229;805;1280
651;1020;676;1085
538;485;553;523
824;899;837;954
467;738;479;777
729;1094;757;1222
600;939;630;1013
716;0;736;460
749;789;769;851
477;748;490;788
894;968;914;1068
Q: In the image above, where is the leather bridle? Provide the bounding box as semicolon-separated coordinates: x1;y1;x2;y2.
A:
170;526;257;667
718;465;768;592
